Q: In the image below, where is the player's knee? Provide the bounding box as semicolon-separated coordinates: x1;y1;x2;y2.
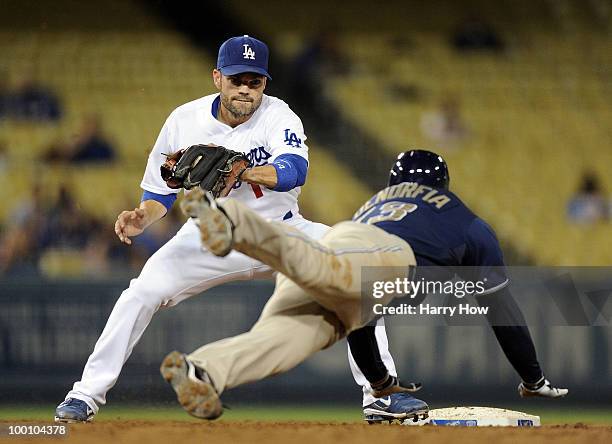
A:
118;277;174;311
252;313;341;349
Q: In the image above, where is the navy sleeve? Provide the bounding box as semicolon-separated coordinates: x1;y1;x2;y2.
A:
464;218;508;292
465;218;543;383
476;286;544;383
141;190;177;212
271;154;308;192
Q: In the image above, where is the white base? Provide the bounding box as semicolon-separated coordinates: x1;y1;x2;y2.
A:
404;406;541;427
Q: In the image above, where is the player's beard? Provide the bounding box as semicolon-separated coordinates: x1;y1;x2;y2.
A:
221;94;262;119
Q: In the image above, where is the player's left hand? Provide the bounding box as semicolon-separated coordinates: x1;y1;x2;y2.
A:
518;378;568;399
160;144;249;196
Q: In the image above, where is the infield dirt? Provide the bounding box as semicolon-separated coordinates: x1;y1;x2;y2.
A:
2;421;612;444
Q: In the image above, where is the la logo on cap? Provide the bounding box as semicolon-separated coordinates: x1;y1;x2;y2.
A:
243;44;255;60
216;34;271;79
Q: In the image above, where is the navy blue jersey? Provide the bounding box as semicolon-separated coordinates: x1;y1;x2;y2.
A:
350;182;544;385
352;182;508;291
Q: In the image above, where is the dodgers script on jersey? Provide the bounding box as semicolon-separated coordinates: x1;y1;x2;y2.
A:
352;182;508;292
141;93;308;221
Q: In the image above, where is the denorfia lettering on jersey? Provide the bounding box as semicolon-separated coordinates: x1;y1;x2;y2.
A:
353;182;452;220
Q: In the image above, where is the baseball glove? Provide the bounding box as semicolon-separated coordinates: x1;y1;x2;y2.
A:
160;144;249;197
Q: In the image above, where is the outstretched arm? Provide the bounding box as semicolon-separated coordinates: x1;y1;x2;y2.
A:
480;287;543;382
478;286;568;398
466;218;567;398
114;199;167;245
241;154;308;191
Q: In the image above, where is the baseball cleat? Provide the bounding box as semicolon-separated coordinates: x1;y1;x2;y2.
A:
180;187;207;218
180;189;234;257
160;350;223;420
363;392;429;425
518;378;568;398
54;398;95;423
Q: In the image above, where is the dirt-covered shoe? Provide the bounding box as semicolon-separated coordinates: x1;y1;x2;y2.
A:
180;189;234;257
160;350;223;420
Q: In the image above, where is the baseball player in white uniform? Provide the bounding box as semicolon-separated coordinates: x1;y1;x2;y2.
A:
55;36;328;422
54;35;399;423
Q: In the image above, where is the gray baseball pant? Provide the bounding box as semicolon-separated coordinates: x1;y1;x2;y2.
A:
188;199;416;393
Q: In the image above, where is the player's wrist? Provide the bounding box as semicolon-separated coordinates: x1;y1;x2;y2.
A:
239;167;253;183
240;165;278;188
139;201;167;227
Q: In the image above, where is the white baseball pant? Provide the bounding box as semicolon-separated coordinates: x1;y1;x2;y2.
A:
66;215;398;411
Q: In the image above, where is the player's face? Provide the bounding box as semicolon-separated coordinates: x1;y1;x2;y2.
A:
213;70;266;120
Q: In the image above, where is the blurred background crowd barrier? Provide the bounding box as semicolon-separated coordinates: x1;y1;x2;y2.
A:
0;0;610;406
1;279;610;405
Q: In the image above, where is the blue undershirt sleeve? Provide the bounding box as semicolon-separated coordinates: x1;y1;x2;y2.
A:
141;190;177;212
271;154;308;192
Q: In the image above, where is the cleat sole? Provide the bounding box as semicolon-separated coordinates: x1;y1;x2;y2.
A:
196;206;233;257
364;409;429;425
179;189;233;257
54;416;93;424
160;351;223;420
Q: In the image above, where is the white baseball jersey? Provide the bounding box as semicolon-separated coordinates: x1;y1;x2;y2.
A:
141;93;308;221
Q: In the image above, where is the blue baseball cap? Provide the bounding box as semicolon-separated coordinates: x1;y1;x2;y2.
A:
217;35;272;80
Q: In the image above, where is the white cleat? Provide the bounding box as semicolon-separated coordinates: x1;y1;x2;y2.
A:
180;189;234;257
518;378;568;399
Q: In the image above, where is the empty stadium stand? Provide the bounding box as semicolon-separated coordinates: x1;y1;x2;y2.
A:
227;0;612;265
